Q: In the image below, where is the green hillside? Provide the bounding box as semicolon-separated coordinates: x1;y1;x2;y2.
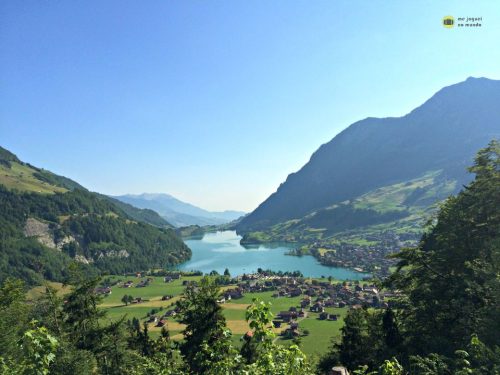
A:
240;169;458;245
0;158;68;194
0;146;173;229
0;146;190;286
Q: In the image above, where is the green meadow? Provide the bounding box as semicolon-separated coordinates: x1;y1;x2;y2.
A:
95;275;347;358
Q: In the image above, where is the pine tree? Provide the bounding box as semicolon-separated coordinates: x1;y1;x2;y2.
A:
177;276;234;373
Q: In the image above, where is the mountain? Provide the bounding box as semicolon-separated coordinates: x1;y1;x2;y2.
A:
236;77;500;238
113;193;245;227
103;196;174;229
0;146;190;286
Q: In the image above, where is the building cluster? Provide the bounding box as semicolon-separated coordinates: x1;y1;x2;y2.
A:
218;275;396;338
145;304;181;328
310;231;420;277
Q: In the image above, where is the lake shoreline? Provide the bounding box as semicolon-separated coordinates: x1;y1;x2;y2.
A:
178;230;370;280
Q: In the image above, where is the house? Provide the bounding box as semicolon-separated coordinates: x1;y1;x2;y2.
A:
163;310;176;318
310;302;325;313
148;316;158;324
319;312;329;320
300;298;311;308
94;287;112;295
217;297;226;304
136;279;151;288
305;288;317;297
328;314;338;321
224;289;243;300
156;319;166;327
298;309;307;318
122;281;133;288
324;299;335;307
279;311;298;322
161;295;173;301
278;290;289;297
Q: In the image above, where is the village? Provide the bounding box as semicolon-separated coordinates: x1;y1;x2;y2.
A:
306;231;421;277
220;273;395;338
96;271;396;345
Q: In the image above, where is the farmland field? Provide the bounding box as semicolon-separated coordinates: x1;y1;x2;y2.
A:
96;275;347;358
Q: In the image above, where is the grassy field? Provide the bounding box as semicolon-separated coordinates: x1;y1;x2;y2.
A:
0;162;67;194
353;170;440;213
92;275;346;359
26;281;72;300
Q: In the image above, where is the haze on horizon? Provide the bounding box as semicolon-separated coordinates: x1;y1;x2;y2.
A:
1;1;499;212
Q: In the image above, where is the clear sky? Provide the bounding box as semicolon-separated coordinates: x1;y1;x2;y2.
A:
1;1;499;212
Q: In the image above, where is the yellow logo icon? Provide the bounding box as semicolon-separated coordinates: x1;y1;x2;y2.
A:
443;16;454;28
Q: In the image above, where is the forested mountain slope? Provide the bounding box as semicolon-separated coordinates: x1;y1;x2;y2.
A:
0;146;190;285
236;77;500;234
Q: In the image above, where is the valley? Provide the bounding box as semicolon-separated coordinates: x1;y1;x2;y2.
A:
2;3;500;372
1;78;499;374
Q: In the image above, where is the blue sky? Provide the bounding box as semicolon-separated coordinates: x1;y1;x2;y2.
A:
1;1;499;211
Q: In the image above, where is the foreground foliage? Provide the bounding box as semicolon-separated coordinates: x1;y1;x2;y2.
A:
0;271;314;374
319;140;500;373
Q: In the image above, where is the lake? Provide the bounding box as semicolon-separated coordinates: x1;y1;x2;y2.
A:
177;230;369;280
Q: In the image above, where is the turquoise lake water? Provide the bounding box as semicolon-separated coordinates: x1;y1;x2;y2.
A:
178;230;369;280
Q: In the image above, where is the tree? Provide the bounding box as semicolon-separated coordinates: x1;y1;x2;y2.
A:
244;298;313;374
337;308;372;370
62;277;105;351
387;140;500;356
224;268;230;277
122;294;133;306
137;322;154;357
177;276;234;373
0;278;30;361
61;275;131;374
94;318;130;375
0;323;59;375
382;308;402;357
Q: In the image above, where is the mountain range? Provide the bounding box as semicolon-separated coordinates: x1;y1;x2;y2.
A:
113;193;245;227
235;77;500;241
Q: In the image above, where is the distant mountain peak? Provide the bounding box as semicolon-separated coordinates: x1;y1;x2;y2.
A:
114;193;245;227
